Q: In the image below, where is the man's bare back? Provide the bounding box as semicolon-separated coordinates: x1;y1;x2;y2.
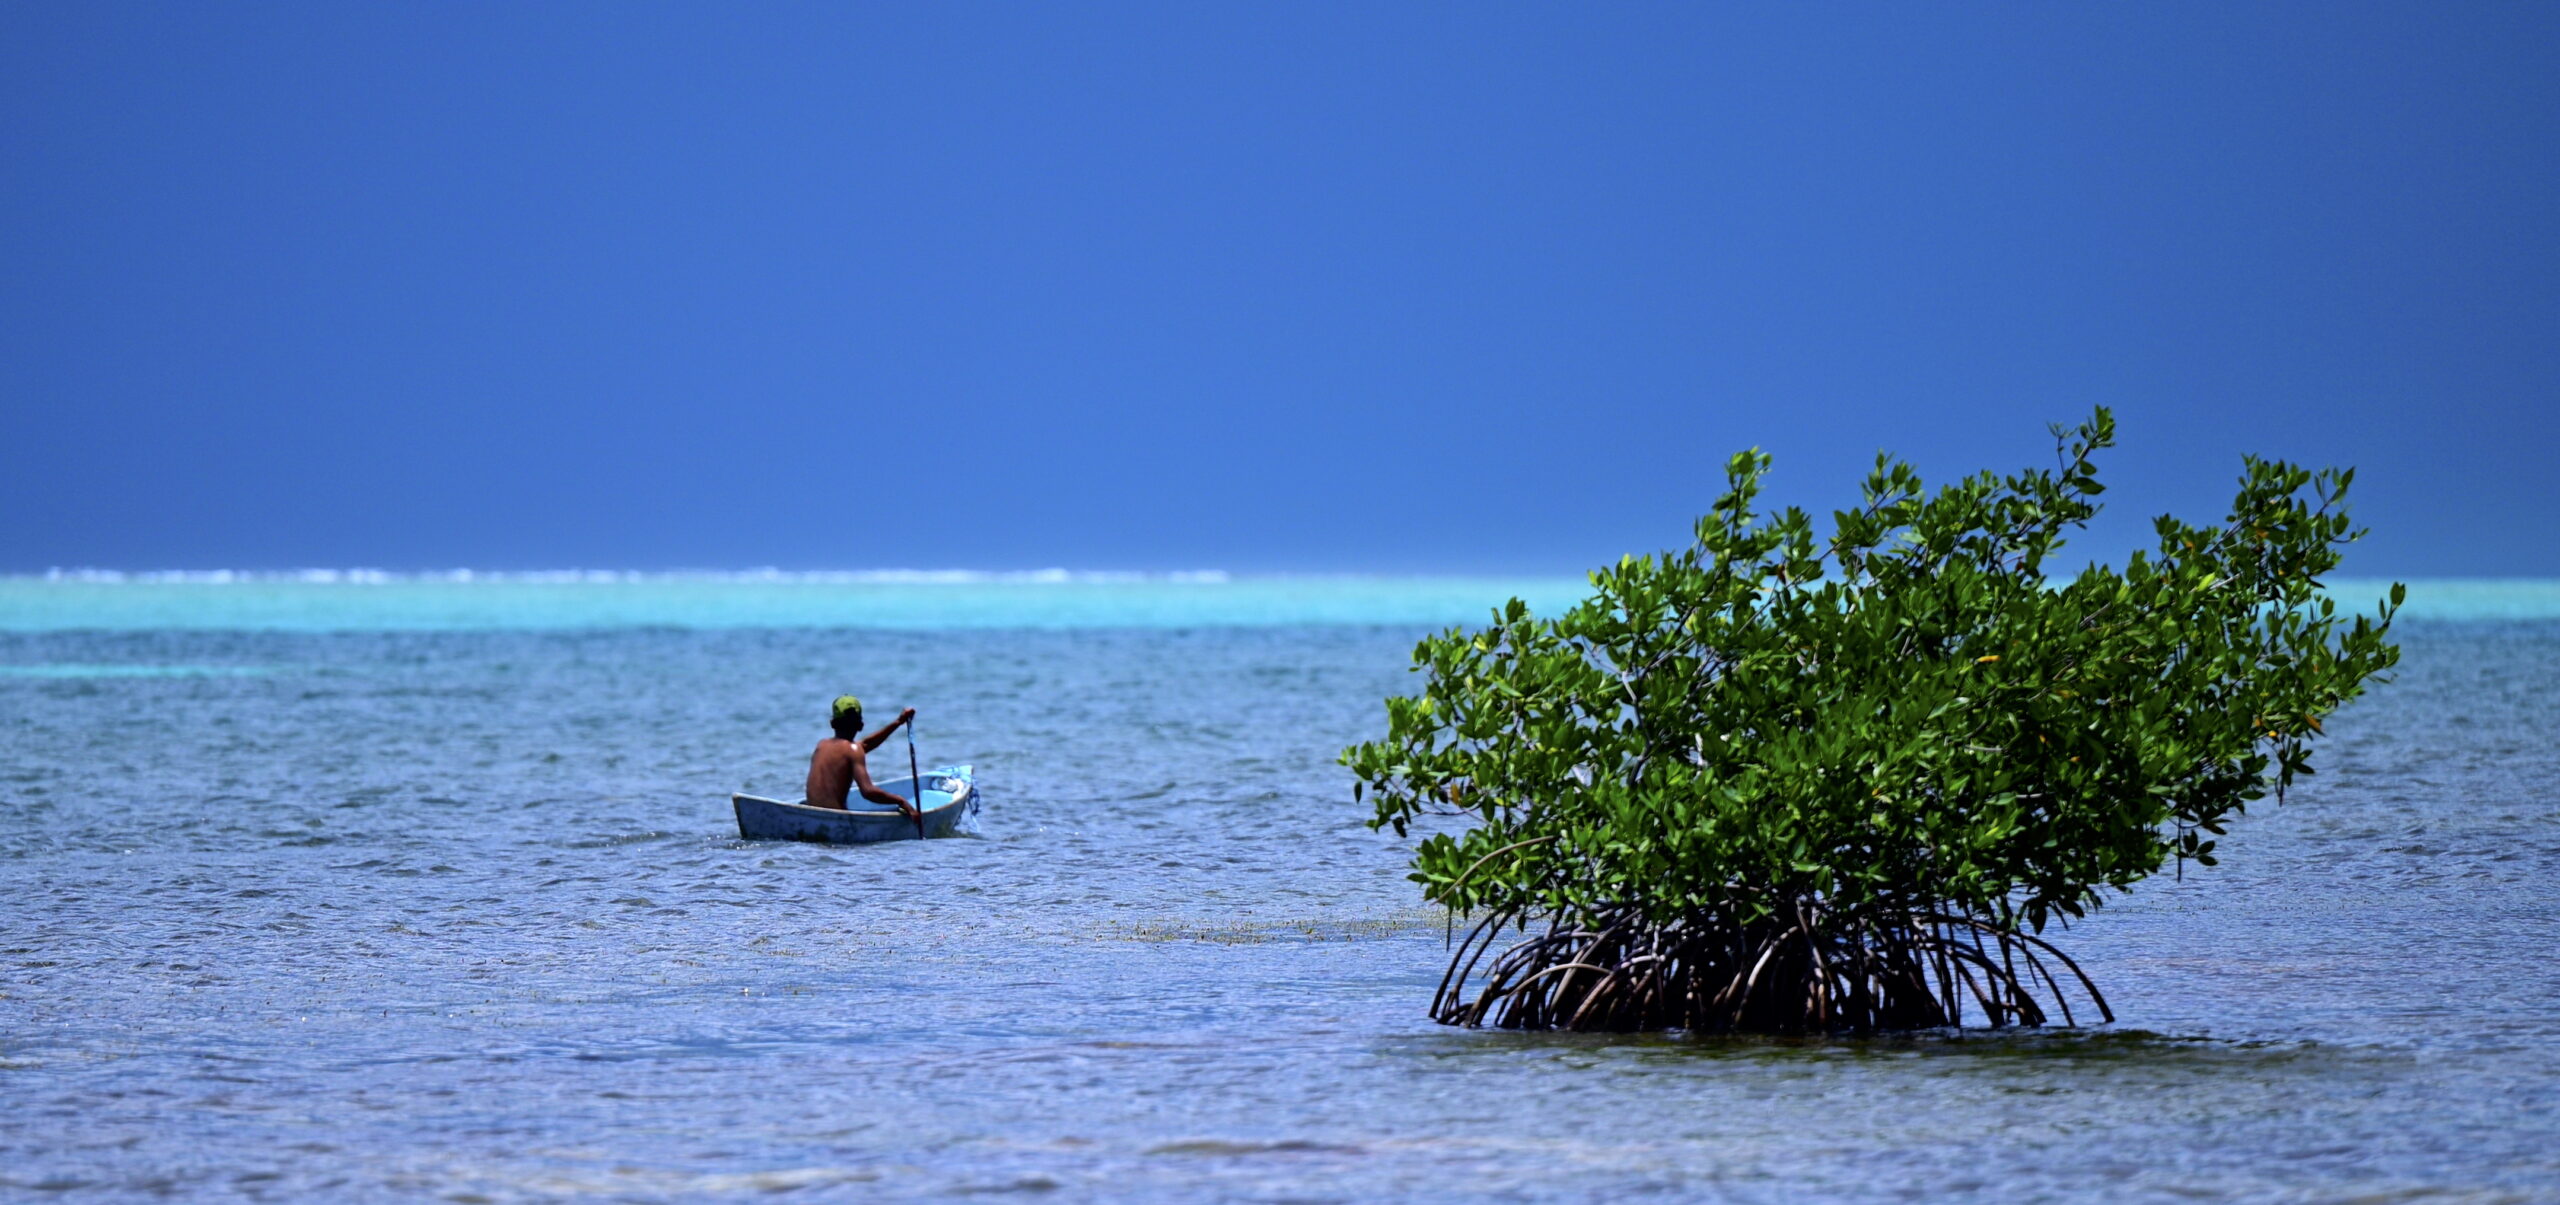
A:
804;737;868;810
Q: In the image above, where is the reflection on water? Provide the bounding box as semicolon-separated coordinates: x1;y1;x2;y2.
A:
1;620;2555;1201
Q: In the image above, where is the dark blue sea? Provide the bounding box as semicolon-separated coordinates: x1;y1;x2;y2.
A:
3;576;2555;1201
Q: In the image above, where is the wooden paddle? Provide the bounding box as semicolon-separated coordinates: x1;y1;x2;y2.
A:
904;711;926;839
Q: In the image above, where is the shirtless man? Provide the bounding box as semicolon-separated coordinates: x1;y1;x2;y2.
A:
805;695;919;821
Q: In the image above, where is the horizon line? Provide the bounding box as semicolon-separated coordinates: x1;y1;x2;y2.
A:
6;567;2547;586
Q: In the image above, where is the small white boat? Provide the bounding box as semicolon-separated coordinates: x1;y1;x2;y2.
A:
732;765;976;844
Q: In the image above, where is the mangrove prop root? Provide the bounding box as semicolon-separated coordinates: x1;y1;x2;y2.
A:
1433;901;2110;1035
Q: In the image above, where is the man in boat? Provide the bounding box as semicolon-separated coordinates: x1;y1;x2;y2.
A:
806;695;920;822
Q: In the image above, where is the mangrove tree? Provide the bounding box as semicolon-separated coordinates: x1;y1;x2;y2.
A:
1344;410;2400;1033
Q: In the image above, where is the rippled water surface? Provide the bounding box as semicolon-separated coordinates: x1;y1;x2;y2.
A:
3;582;2556;1201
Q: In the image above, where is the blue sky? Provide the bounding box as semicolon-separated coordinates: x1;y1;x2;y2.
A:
4;2;2555;575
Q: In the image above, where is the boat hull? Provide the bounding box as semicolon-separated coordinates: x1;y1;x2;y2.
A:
732;767;974;844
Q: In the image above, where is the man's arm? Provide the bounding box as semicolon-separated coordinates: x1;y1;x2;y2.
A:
847;742;916;819
859;707;918;753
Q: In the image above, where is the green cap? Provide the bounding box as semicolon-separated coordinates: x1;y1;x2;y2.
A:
831;695;862;721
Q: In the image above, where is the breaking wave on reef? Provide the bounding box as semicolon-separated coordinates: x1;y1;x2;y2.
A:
0;571;1604;633
26;567;1238;585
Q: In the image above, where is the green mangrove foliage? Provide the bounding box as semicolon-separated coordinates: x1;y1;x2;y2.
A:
1344;411;2400;1034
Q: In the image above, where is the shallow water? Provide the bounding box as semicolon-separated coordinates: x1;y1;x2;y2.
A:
2;584;2556;1201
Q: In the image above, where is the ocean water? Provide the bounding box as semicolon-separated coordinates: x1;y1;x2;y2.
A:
2;576;2555;1202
